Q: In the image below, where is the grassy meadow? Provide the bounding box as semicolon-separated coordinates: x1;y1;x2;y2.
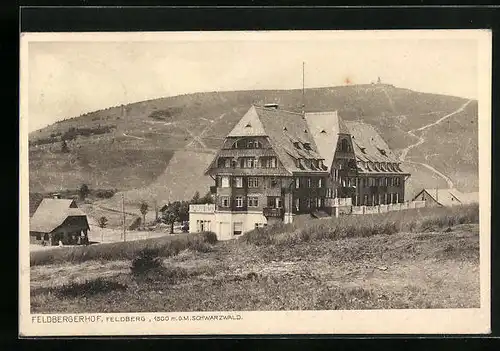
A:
31;204;480;313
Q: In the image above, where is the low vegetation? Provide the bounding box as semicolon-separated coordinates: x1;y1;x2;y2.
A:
30;231;217;266
241;204;479;247
30;205;480;313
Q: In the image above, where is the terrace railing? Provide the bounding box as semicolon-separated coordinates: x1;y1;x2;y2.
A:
189;204;216;213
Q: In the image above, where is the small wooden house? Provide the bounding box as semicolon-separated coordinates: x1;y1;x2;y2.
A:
412;188;479;207
29;198;90;246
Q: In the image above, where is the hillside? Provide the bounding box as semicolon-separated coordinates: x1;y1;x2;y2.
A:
29;83;478;215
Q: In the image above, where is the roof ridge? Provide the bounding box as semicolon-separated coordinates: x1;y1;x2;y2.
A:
253;104;304;116
304;111;338;115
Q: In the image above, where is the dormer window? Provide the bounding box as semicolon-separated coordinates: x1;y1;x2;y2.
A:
303;143;312;151
246;139;262;149
320;129;326;134
293;142;301;149
245;123;252;128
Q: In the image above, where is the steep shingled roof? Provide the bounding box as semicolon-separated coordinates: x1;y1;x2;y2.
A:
207;105;328;175
304;111;341;172
227;106;267;137
415;188;479;207
30;198;89;233
344;121;400;163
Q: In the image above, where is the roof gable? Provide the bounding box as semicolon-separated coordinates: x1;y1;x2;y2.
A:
227;106;267;137
304;111;341;172
255;106;326;173
344;121;399;163
419;188;464;206
30;198;87;233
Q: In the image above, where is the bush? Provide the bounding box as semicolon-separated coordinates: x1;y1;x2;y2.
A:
202;231;218;245
130;248;163;276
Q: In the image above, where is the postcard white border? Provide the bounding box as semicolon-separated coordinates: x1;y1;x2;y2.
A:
19;29;491;336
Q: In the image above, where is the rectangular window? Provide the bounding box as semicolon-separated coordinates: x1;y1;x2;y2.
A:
364;194;369;205
269;177;278;188
318;178;323;188
295;198;300;211
326;188;331;198
234;177;243;188
235;196;244;208
245;158;255;168
248;177;259;188
233;222;243;235
248;196;259;207
396;193;400;203
224;158;231;168
221;196;229;207
307;178;311;188
221;176;230;188
295;177;300;189
265;157;277;168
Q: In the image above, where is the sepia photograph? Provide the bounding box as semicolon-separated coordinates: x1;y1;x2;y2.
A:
19;30;491;336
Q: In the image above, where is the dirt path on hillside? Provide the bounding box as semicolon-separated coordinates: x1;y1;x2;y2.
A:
185;113;226;149
399;99;472;189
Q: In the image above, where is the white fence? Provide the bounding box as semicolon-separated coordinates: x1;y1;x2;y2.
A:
189;204;216;213
327;197;352;207
350;201;425;215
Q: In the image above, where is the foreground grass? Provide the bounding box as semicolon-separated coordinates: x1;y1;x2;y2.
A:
31;222;480;313
30;232;217;266
241;204;479;246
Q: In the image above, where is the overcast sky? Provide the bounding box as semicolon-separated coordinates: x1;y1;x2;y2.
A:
25;31;480;132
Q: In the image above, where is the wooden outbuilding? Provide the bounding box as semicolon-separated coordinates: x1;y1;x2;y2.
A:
29;198;90;246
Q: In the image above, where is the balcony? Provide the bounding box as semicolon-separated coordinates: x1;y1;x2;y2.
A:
189;204;216;213
263;207;284;218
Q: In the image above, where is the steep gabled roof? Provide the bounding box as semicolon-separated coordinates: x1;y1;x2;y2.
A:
344;121;400;163
30;198;89;233
304;111;341;172
416;188;463;207
252;106;326;173
207;105;328;175
227;106;267;137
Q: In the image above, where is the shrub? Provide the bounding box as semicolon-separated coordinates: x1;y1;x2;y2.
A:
130;248;163;276
202;231;218;245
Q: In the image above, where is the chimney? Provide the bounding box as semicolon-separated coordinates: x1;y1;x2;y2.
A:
263;103;279;110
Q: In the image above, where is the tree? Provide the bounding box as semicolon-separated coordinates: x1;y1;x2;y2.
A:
61;140;70;153
161;200;190;234
79;184;90;200
140;201;149;229
199;191;214;204
191;191;201;204
98;216;108;228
